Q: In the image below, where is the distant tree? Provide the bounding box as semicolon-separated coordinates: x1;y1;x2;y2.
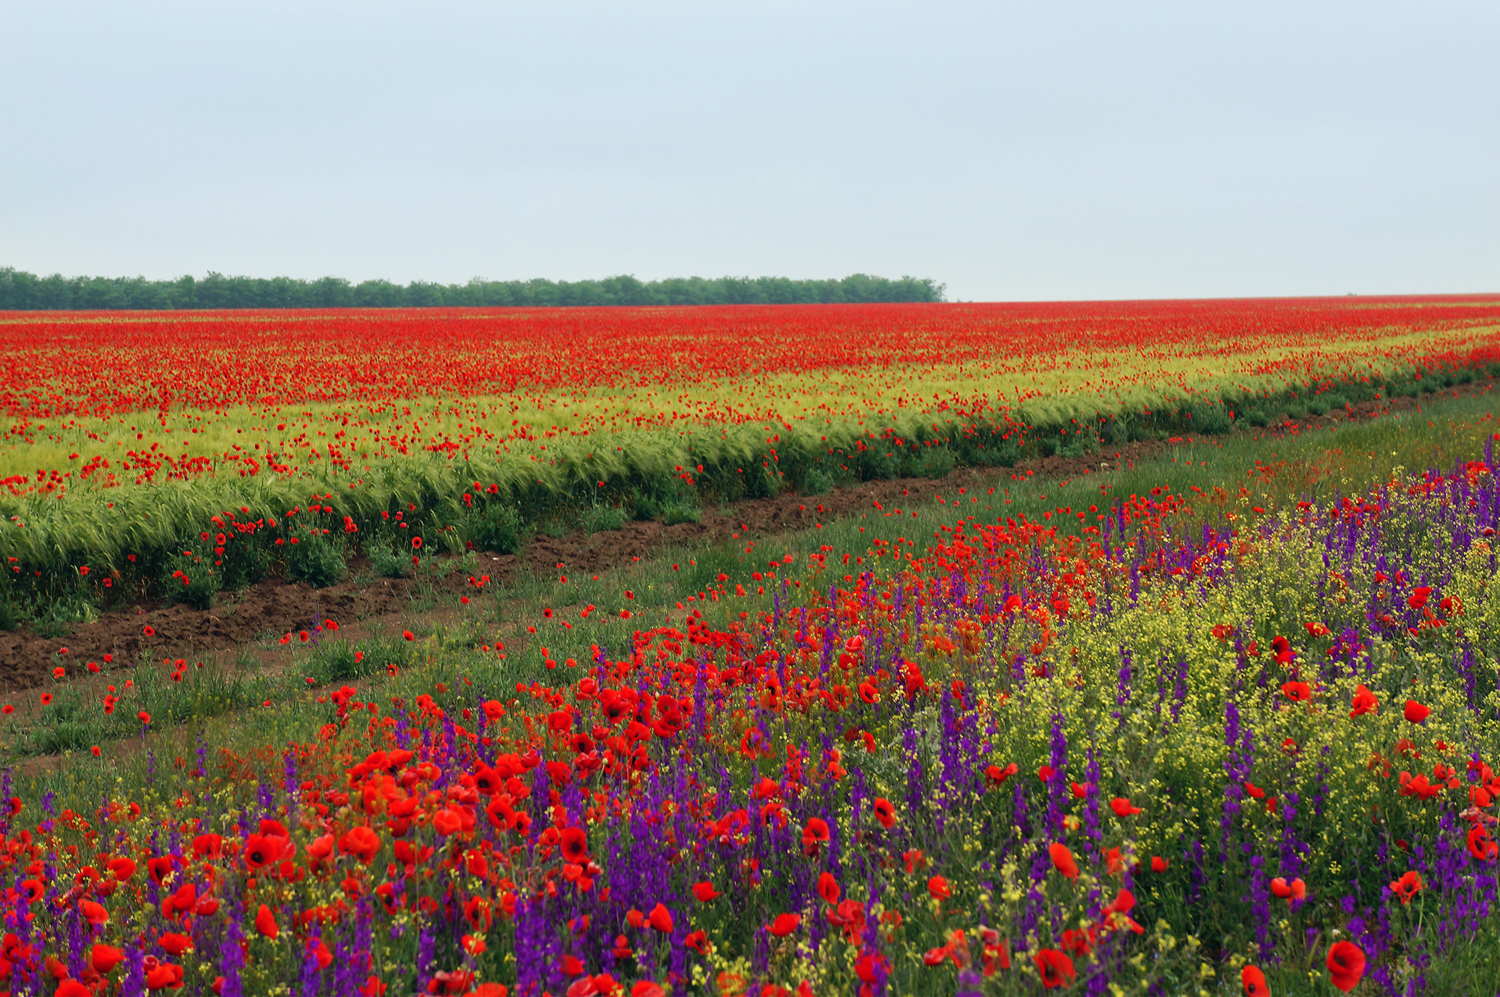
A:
0;268;946;309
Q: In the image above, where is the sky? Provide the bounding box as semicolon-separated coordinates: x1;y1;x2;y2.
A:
2;0;1497;301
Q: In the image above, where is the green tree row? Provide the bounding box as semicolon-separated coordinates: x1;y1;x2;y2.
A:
0;268;945;310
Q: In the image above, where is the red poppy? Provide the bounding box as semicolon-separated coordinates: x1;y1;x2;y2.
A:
403;630;415;641
872;797;896;828
1280;681;1311;703
92;943;126;974
928;875;951;900
160;932;193;957
1389;870;1423;904
142;625;155;637
1241;964;1270;997
560;826;588;863
432;809;464;836
1048;842;1079;879
1408;586;1431;609
146;963;184;990
339;826;381;865
1403;700;1431;724
1109;797;1143;817
255;903;279;940
769;913;801;936
1034;949;1076;989
986;762;1019;787
1151;855;1169;873
647;903;674;933
57;982;92;997
801;818;831;856
817;871;840;904
1269;877;1305;900
412;536;423;549
1349;684;1378;718
693;881;720;902
1467;824;1498;862
1326;941;1365;992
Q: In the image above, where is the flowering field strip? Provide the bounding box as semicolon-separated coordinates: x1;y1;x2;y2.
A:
4;297;1500;612
9;404;1500;996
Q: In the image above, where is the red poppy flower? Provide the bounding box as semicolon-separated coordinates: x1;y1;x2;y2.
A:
986;762;1019;787
160;932;193;957
80;899;109;925
872;797;896;828
1389;870;1423;904
769;913;801;936
928;875;952;900
1467;824;1498;862
142;625;155;637
1280;681;1311;703
1241;964;1269;997
817;871;840;904
647;903;674;933
1110;797;1143;817
432;809;463;836
1408;586;1431;609
1326;941;1365;992
801;818;831;856
1048;842;1079;879
146;963;184;990
1269;877;1305;900
560;826;588;864
1403;700;1431;724
57;982;92;997
403;630;415;641
339;826;381;865
693;881;720;902
138;710;151;726
411;536;423;549
1151;855;1169;873
255;903;279;940
1034;949;1076;989
1349;684;1378;718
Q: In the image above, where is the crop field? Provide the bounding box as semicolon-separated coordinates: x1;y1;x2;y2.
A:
3;297;1500;995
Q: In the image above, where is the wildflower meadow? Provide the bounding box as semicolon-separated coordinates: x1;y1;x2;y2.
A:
2;298;1500;996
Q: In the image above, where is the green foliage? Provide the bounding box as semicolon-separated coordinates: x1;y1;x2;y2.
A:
579;503;628;534
300;639;385;685
219;530;271;591
284;528;347;588
469;501;530;555
164;545;220;610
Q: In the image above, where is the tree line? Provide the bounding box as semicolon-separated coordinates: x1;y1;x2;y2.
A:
0;268;945;310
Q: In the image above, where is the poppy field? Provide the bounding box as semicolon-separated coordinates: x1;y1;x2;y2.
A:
3;296;1500;616
2;300;1500;996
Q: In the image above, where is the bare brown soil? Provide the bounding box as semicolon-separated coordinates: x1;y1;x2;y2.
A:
1;383;1489;692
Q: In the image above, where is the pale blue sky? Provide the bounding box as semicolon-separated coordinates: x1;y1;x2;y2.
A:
2;1;1496;300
